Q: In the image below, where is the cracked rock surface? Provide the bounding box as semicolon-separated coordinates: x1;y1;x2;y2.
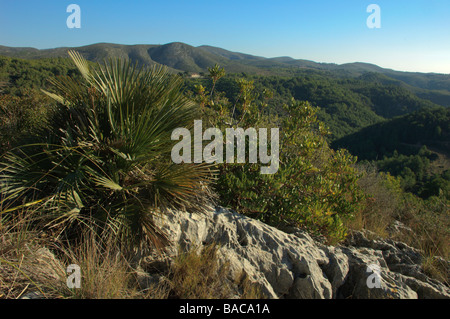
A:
153;206;450;299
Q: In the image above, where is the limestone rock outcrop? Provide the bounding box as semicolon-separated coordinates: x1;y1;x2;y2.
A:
152;206;450;299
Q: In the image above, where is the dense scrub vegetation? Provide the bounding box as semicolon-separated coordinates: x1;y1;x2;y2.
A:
0;55;366;246
184;71;440;139
0;52;214;251
0;55;448;293
0;56;83;96
183;68;449;251
1;54;441;140
188;66;364;243
0;90;54;150
333;107;450;200
185;65;449;259
333;107;449;158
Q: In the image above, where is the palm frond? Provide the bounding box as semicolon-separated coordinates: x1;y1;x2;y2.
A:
0;51;216;250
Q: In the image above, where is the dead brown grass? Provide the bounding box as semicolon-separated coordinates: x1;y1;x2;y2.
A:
345;167;399;238
149;243;263;299
1;211;263;299
0;210;66;299
347;165;449;284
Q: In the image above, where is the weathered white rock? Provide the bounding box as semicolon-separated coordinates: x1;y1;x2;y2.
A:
387;220;414;237
336;246;418;299
155;206;333;299
344;230;449;299
153;206;450;299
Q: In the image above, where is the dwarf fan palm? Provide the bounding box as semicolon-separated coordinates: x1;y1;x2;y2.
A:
0;51;215;250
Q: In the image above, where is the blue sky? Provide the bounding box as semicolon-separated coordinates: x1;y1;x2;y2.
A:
1;0;450;73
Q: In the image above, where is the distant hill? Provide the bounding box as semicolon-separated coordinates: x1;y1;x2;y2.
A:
331;106;450;199
331;106;450;160
246;72;440;138
1;42;450;101
0;42;449;140
198;45;264;61
1;43;446;140
0;43;266;75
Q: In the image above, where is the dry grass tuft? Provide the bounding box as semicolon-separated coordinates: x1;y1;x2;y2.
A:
346;167;399;237
141;243;264;299
0;210;66;299
1;212;263;299
56;229;142;299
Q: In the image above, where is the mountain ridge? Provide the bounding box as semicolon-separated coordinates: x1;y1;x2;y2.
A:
1;41;450;100
0;41;448;73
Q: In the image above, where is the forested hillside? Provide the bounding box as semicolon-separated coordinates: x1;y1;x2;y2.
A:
184;71;441;139
0;50;449;286
2;42;450;94
2;53;443;140
332;107;450;199
0;55;83;95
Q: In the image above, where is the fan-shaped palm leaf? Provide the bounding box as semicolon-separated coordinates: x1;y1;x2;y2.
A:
1;51;216;250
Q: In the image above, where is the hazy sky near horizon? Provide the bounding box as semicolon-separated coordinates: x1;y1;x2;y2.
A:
1;0;450;73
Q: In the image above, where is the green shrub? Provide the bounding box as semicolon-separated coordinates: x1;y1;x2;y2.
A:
0;51;215;251
0;90;53;152
196;66;365;244
216;100;364;244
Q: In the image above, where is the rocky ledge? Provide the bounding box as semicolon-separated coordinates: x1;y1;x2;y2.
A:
148;206;449;299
